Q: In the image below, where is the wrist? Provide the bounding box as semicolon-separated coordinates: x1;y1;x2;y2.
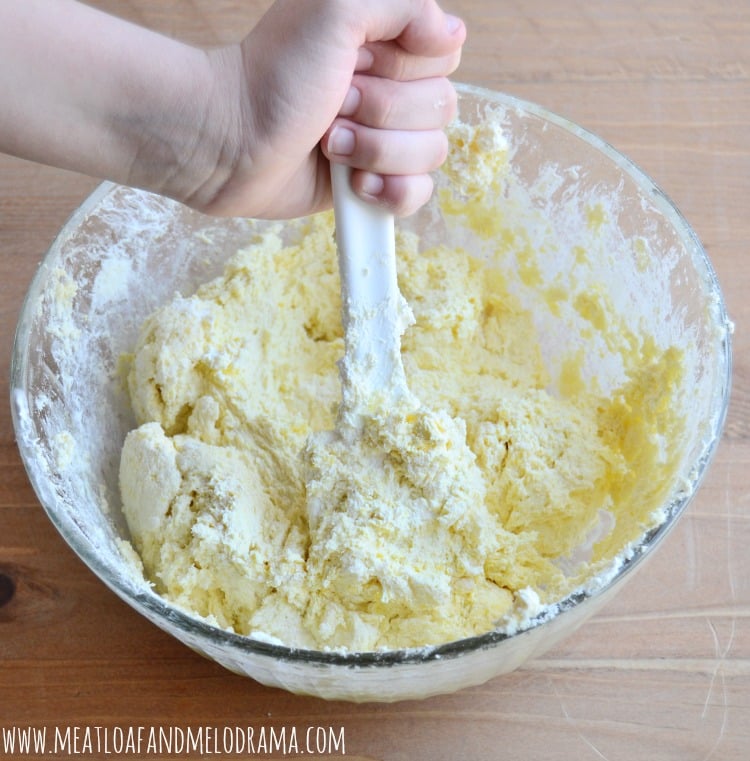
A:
120;44;241;212
178;44;253;215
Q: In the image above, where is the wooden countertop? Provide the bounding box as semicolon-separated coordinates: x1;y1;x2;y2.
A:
1;1;748;758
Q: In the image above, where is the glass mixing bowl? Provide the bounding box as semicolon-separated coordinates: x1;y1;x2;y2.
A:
11;85;732;702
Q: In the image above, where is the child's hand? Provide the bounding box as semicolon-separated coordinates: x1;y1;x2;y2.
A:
201;0;465;218
0;0;464;221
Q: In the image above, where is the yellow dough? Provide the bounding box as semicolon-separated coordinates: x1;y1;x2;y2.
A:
119;121;685;652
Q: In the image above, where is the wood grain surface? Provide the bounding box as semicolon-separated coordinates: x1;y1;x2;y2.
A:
1;1;748;759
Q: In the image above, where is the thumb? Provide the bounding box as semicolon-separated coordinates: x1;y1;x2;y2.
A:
358;0;466;57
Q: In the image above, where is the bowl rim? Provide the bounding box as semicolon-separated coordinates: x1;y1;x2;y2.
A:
10;83;733;669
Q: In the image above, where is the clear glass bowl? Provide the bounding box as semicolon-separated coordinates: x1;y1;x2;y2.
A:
11;84;732;702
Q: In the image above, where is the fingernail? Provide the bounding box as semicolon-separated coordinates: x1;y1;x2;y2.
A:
356;46;374;72
339;86;361;117
327;126;355;156
359;172;385;199
445;14;463;35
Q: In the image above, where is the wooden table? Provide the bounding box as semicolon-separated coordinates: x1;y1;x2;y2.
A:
1;2;748;759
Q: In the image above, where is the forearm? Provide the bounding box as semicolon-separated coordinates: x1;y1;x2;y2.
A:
0;0;232;205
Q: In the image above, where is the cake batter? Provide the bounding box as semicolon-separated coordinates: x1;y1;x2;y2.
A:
119;120;685;652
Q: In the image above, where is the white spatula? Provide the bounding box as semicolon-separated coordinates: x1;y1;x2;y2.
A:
330;163;414;424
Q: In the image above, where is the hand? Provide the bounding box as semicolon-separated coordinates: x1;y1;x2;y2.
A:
0;0;464;221
200;0;465;218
